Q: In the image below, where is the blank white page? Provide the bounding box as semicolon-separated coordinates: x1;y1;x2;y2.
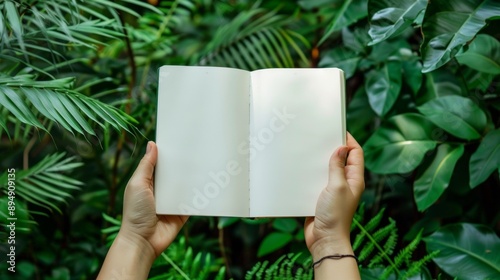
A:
155;66;250;216
249;68;345;217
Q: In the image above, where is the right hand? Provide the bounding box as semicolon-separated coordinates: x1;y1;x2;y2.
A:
304;132;365;260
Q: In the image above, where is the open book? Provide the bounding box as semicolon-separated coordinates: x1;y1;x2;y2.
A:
155;66;345;217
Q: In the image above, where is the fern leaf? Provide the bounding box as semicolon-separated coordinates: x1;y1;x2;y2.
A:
353;208;385;251
402;250;440;279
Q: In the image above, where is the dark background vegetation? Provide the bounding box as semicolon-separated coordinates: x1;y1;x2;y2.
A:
1;0;499;279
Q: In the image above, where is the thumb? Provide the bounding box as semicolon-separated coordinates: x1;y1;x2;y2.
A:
327;146;348;187
129;141;157;187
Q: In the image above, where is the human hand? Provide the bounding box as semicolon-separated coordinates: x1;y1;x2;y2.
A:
120;141;189;257
98;141;189;279
304;132;364;261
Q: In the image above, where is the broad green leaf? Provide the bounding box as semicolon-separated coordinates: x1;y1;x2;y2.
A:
319;47;360;79
414;144;464;211
456;34;500;74
257;232;293;257
368;0;427;45
272;218;299;233
402;59;423;95
342;26;371;54
424;223;500;279
363;113;438;174
420;0;500;73
365;61;402;116
319;0;353;45
417;69;462;105
367;39;411;65
334;0;368;32
469;129;500;188
417;95;487;140
322;0;368;40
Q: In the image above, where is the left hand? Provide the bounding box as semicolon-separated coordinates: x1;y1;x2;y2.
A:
120;141;189;257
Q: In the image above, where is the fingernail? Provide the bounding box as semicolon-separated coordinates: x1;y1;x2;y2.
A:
146;141;152;155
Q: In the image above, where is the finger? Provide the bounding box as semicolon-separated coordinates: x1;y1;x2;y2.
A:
327;145;349;188
345;132;365;197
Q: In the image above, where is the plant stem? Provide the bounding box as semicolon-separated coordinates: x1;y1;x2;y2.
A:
161;252;191;280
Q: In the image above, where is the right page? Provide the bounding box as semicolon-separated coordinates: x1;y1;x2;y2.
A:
249;68;345;217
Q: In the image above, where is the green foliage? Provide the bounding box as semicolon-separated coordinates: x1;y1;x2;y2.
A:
424;223;500;279
469;129;500;188
246;205;437;280
196;4;309;70
245;253;312;280
363;114;438;174
1;0;499;279
420;0;500;72
414;144;464;211
257;218;302;257
456;34;500;75
417;95;487;140
367;0;427;45
352;206;437;279
0;153;82;214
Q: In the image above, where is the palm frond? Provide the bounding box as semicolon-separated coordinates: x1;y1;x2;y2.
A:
0;153;83;214
0;75;139;139
0;0;162;72
197;6;309;70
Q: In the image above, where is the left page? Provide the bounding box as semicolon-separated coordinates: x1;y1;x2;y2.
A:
155;66;250;216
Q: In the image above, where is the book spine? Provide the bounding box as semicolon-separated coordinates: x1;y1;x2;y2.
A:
339;70;347;145
248;74;253;216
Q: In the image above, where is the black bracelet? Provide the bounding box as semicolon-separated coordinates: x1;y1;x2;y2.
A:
312;254;359;267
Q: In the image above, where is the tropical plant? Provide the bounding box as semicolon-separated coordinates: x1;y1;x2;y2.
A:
1;0;499;279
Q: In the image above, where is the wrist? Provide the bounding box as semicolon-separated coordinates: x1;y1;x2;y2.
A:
309;236;354;261
97;231;157;279
116;230;157;263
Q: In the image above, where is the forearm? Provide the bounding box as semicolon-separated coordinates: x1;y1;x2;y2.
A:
97;232;156;280
311;238;360;280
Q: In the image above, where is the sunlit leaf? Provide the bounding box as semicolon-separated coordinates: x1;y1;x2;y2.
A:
363;113;438;174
